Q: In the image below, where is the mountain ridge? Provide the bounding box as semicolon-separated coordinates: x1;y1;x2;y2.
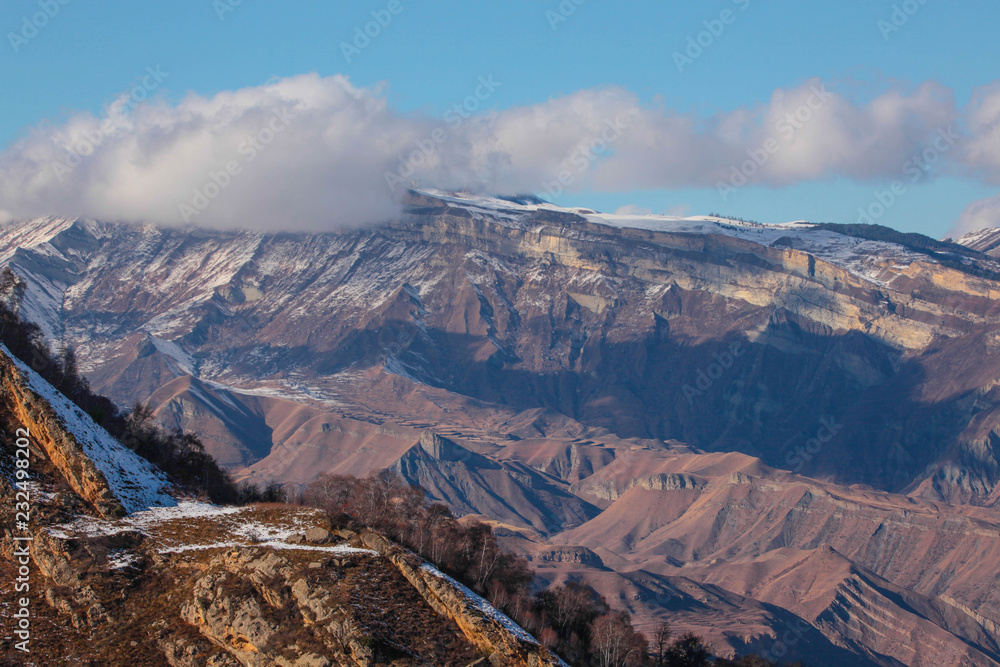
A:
9;192;1000;663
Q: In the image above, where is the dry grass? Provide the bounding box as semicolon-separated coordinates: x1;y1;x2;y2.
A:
4;500;494;666
341;557;483;666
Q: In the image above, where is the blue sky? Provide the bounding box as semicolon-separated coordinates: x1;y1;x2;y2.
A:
2;0;999;236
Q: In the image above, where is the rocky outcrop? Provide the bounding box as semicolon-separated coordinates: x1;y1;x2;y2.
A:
14;508;561;666
180;549;362;667
583;473;705;502
360;533;567;667
0;348;124;517
176;539;560;667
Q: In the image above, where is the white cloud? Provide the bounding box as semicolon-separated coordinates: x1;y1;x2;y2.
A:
0;73;991;230
946;83;1000;236
963;83;1000;183
592;79;960;191
952;194;1000;235
0;74;427;230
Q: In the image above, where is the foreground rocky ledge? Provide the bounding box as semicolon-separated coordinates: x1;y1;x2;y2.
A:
3;501;565;666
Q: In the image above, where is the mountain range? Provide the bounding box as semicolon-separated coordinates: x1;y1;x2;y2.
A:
6;189;1000;664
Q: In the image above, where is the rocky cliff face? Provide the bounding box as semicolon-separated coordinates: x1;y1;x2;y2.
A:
0;350;123;518
0;344;173;517
6;192;1000;500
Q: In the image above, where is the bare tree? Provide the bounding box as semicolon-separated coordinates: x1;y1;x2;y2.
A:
303;473;356;516
591;612;647;667
664;632;711;666
353;469;404;527
653;622;671;666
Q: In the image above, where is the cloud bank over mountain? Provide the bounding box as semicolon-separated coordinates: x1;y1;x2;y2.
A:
0;72;995;231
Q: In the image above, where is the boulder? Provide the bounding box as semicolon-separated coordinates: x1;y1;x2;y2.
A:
304;527;332;544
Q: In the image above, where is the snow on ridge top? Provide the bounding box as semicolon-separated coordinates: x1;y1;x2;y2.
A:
586;211;818;231
1;343;176;513
415;189;830;233
414;189;819;227
583;211;938;285
414;190;929;286
413;189;546;213
420;562;547;649
956;227;1000;251
0;216;80;264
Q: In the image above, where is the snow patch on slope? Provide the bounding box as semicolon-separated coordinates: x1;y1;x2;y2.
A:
15;265;66;345
48;500;243;539
147;335;197;375
1;343;175;513
50;500;378;556
161;541;377;555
